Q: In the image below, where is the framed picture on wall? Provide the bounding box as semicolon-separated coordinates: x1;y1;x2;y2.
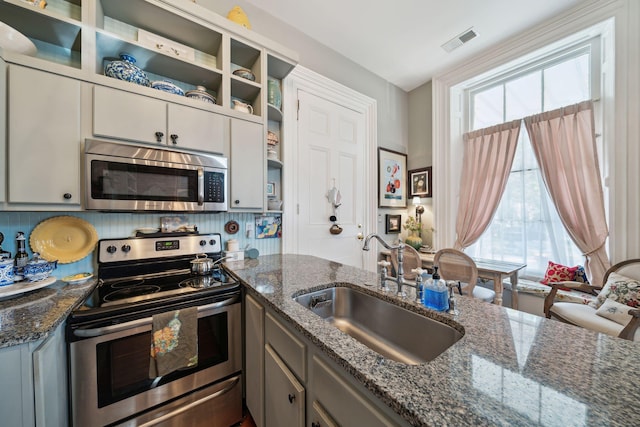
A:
266;182;276;198
378;148;407;208
385;214;401;234
408;167;432;198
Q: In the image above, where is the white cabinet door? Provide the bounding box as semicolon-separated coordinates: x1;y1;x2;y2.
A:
230;118;264;209
33;324;68;427
93;85;166;145
245;294;265;427
8;65;81;205
265;344;305;427
167;103;226;154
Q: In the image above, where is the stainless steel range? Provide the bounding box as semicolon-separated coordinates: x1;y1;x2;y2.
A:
67;233;242;427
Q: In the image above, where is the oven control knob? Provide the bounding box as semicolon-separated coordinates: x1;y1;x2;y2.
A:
209;239;215;246
121;244;131;253
106;245;117;254
199;239;207;247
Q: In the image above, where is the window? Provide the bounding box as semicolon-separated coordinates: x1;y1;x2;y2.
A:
465;39;601;277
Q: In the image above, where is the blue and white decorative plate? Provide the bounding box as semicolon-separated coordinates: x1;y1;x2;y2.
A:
151;80;185;96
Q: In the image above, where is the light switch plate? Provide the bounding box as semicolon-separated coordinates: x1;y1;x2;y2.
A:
246;222;255;238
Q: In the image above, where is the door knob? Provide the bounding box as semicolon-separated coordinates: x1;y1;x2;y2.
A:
63;193;72;200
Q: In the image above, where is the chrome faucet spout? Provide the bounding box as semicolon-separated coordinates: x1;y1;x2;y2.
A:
362;233;410;297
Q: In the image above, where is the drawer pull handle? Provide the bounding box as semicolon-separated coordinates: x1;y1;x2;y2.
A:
288;393;295;403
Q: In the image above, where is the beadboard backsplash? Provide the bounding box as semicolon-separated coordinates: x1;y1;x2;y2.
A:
0;212;281;278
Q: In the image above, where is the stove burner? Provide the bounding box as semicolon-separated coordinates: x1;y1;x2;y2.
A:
104;285;161;302
110;278;145;289
179;276;222;289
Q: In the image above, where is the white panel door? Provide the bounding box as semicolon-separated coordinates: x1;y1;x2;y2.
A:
297;90;365;268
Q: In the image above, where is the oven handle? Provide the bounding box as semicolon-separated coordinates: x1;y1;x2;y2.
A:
197;167;204;205
72;295;238;338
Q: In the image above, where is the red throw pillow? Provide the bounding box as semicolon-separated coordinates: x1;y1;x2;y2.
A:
540;261;578;290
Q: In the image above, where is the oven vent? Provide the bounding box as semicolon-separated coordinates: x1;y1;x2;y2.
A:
441;28;478;53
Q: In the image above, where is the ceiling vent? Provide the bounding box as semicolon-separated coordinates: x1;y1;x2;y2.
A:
441;28;478;53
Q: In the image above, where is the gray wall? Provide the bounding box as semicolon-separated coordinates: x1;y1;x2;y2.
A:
194;0;409;153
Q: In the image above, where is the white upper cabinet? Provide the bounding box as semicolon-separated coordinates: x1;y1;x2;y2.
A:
229;118;264;210
7;64;81;206
93;85;225;154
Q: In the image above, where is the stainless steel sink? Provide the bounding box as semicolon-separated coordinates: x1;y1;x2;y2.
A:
293;286;463;364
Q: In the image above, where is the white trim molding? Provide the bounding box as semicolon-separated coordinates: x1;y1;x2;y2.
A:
432;0;639;262
282;65;379;271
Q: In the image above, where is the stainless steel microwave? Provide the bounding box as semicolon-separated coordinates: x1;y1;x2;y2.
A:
85;139;227;212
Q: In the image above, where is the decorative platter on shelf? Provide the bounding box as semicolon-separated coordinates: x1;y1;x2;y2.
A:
30;216;98;264
0;276;56;300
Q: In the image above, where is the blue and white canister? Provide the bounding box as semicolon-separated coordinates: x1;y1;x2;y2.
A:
0;258;14;286
104;53;151;87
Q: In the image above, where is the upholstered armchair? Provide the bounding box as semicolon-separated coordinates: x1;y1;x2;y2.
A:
544;259;640;341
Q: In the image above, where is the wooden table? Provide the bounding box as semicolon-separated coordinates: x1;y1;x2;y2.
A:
381;251;526;308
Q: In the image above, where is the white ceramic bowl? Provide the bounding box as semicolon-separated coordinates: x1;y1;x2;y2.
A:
0;21;37;56
268;199;283;210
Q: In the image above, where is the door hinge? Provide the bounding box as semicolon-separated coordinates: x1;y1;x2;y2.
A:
296;99;300;120
297;203;300;214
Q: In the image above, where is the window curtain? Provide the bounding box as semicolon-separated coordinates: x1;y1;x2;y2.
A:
524;100;610;285
454;120;521;250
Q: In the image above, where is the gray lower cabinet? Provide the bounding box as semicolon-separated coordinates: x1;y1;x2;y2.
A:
0;322;68;427
7;65;81;206
265;344;305;427
244;294;403;427
245;294;265;427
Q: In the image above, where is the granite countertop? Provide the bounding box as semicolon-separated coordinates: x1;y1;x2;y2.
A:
0;279;96;349
227;254;640;427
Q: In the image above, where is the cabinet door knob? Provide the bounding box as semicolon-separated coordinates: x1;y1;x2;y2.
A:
234;200;240;205
155;131;164;142
288;393;295;403
170;134;178;144
63;193;72;200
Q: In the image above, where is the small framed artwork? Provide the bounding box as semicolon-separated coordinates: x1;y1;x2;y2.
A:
386;214;401;234
408;167;432;198
266;182;276;198
378;147;407;208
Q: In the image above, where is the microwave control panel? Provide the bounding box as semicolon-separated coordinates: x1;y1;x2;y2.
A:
204;171;225;202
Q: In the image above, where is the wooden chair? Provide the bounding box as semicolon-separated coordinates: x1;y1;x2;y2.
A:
389;244;423;281
433;248;495;303
544;259;640;341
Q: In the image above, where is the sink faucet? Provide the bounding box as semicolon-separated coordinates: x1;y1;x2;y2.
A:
363;233;416;298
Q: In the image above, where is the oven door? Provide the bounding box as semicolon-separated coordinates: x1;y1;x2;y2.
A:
68;295;241;427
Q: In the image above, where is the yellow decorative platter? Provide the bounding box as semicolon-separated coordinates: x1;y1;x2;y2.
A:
30;216;98;264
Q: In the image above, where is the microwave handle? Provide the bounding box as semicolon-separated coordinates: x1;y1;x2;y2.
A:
197;167;204;205
72;295;239;338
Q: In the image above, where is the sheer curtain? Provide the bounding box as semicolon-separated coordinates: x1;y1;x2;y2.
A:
524;101;610;284
454;120;521;250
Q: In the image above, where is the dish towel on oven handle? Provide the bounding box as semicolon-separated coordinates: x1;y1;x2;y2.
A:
149;307;198;378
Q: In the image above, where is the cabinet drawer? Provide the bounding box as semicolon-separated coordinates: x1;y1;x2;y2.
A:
265;312;306;382
312;356;395;427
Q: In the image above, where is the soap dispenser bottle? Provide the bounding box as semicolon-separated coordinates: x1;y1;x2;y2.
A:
422;266;438;309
